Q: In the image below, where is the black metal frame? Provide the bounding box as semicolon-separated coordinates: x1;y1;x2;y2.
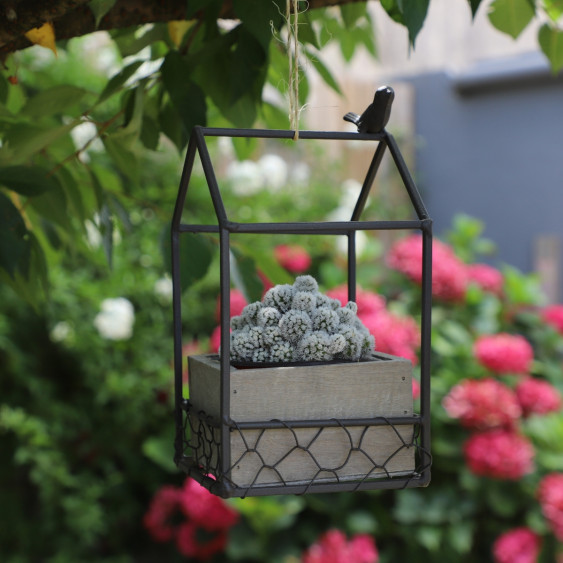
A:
171;126;432;498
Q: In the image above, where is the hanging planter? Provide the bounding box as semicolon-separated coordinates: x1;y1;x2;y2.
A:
171;87;433;498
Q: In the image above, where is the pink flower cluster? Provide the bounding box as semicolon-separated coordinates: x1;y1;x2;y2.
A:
443;378;521;430
387;234;467;302
538;473;563;541
143;478;238;561
387;234;505;301
474;333;533;374
302;529;378;563
275;244;312;273
467;263;504;296
516;377;562;416
463;429;534;480
542;304;563;335
492;527;541;563
327;285;420;366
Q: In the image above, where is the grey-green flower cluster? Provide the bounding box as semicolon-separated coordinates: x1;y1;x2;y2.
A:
230;275;375;363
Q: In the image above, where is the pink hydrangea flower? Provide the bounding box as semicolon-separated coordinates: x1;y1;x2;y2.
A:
443;378;521;429
542;304;563;335
492;527;541;563
361;309;420;365
387;234;467;302
464;429;534;480
474;333;534;374
181;477;239;530
143;485;184;542
327;286;386;317
302;529;378;563
516;377;562;416
176;521;229;561
215;289;248;322
467;263;504;295
275;244;312;273
538;473;563;541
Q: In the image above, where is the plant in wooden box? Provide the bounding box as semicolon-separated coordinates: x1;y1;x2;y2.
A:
187;276;418;496
172;108;432;498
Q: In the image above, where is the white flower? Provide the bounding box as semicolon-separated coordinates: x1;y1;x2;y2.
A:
154;276;173;302
50;321;73;343
94;297;135;341
291;161;310;185
226;160;263;195
258;154;288;191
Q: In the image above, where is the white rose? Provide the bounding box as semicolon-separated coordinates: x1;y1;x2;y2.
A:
94;297;135;341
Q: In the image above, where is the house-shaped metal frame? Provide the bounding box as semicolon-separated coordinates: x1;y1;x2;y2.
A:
171;125;432;498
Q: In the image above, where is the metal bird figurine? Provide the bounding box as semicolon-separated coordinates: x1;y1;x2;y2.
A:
343;86;395;134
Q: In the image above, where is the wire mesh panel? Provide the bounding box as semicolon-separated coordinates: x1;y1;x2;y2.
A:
171;126;432;498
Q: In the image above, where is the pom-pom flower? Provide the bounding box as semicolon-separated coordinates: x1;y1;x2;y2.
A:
442;378;521;429
467;263;504;295
229;276;375;363
537;473;563;541
492;527;541;563
302;529;378;563
542;304;563;335
144;478;238;560
274;244;312;273
387;234;467;302
474;333;533;375
463;429;534;480
515;377;562;416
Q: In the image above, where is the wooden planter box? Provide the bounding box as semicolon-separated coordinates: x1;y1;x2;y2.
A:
187;353;415;490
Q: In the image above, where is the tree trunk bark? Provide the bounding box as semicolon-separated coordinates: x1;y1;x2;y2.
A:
0;0;365;56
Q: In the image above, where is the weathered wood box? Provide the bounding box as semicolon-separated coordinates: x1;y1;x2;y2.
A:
187;352;416;490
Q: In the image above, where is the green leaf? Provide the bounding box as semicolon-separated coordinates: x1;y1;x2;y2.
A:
299;12;321;50
22;85;88;119
488;0;535;39
162;229;215;290
102;134;139;182
468;0;484;17
380;0;405;24
28;180;71;233
544;0;563;21
231;247;263;302
538;24;563;74
303;48;342;95
0;165;58;197
140;115;160;150
402;0;431;46
340;3;368;28
142;427;177;473
97;60;144;103
232;0;281;51
112;25;168;57
159;100;188;152
2;122;77;165
0;192;29;277
161;51;207;135
89;0;117;28
113;85;144;148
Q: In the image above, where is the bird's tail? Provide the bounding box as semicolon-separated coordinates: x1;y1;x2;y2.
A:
343;112;360;126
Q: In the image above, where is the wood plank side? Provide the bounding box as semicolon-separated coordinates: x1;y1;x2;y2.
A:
228;424;415;487
189;354;413;422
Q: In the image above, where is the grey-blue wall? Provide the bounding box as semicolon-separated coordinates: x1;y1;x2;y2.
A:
405;54;563;295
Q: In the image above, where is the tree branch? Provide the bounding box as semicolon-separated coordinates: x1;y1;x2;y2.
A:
0;0;366;57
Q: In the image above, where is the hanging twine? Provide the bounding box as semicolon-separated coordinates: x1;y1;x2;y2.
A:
286;0;300;140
